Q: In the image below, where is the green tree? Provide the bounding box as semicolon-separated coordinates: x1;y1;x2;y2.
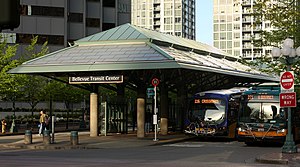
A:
19;36;49;118
0;35;26;113
253;0;300;46
245;0;300;83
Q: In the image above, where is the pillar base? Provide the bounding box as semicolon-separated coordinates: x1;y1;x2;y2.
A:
282;141;297;153
160;118;168;135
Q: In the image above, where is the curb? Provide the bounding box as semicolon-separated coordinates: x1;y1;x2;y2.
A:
255;157;288;165
1;136;193;150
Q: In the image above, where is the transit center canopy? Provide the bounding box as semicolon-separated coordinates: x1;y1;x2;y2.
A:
8;23;278;90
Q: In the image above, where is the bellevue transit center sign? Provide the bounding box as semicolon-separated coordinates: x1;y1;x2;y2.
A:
69;75;123;84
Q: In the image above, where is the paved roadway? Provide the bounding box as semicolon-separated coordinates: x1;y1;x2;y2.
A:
0;138;297;167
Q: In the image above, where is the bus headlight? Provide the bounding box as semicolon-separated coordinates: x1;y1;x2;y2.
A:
238;127;245;132
277;129;285;133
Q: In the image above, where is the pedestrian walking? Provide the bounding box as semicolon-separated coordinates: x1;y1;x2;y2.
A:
39;110;47;136
1;119;7;133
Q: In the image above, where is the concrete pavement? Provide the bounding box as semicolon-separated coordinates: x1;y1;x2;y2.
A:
0;131;191;150
1;131;300;165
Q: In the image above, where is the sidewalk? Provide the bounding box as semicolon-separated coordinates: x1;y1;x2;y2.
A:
0;131;191;150
1;131;300;165
255;146;300;165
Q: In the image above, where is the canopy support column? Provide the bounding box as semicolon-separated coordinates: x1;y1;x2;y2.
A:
90;84;99;137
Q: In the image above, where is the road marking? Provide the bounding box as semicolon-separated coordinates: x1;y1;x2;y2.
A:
163;143;204;148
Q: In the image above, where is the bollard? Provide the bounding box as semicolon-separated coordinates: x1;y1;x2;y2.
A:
70;131;78;145
43;130;51;145
24;130;32;144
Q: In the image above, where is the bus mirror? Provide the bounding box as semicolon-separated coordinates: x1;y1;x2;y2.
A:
270;120;276;124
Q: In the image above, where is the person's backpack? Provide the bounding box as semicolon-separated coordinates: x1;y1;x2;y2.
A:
45;115;50;125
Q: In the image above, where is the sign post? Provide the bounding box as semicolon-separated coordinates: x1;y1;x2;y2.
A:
152;78;159;141
280;71;297;153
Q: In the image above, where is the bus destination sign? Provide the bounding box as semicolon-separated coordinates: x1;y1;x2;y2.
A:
69;75;123;84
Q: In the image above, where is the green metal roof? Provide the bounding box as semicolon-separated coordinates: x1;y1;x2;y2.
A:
76;23;235;60
8;23;279;82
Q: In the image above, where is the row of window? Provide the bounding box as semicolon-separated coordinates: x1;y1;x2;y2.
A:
16;34;64;45
20;5;64;17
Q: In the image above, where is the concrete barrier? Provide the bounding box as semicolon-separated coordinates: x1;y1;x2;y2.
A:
43;130;51;145
24;130;32;144
70;131;78;145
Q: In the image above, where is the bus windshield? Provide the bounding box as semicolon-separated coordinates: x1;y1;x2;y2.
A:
189;98;226;124
240;102;285;123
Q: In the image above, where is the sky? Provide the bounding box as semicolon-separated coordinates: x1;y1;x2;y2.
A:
195;1;213;45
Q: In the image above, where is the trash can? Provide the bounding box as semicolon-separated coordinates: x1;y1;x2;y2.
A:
70;131;78;145
24;130;32;144
43;130;51;145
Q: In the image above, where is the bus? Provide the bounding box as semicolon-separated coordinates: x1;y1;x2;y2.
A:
185;88;247;138
237;83;300;145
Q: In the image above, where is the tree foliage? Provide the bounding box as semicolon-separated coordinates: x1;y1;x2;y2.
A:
0;35;25;107
244;0;300;83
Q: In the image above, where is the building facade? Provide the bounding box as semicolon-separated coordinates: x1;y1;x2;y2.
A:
2;0;131;53
131;0;195;40
213;0;273;60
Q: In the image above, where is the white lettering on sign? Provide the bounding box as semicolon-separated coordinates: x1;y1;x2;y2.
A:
71;77;89;82
69;75;123;84
281;94;295;100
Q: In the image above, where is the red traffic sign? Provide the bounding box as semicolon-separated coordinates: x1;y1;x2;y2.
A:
151;78;160;87
280;71;294;91
280;92;297;108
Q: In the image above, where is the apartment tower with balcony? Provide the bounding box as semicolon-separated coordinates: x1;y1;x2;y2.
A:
131;0;195;40
213;0;273;60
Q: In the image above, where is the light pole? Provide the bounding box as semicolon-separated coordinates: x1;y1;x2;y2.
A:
271;38;299;153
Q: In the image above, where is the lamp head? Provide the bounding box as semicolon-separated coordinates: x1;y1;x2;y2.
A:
283;38;294;48
281;46;292;56
271;47;281;58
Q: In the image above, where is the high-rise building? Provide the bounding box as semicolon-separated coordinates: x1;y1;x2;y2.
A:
2;0;131;53
131;0;196;40
213;0;273;60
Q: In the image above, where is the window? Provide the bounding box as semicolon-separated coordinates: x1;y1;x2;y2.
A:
234;41;240;47
214;41;219;48
214;33;219;40
234;50;240;57
175;17;181;23
103;0;115;7
220;33;226;40
220;15;225;22
68;13;83;22
220;24;226;31
164;18;172;24
227;24;232;31
214;24;219;31
234;33;240;39
102;23;115;31
86;18;100;27
227;33;232;40
21;5;64;17
220;41;226;49
233;24;240;30
227;41;232;48
16;34;64;45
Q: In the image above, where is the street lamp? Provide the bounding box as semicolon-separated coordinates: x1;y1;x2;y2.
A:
271;38;299;153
